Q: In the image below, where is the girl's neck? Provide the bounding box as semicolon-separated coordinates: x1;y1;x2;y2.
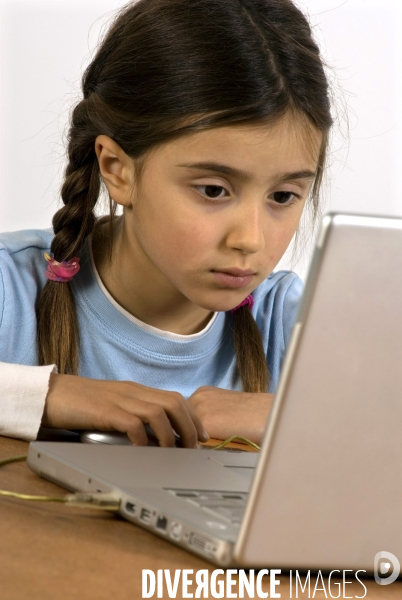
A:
91;216;215;335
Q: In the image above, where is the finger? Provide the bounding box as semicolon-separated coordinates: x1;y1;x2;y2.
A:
160;395;207;448
105;410;149;446
142;404;177;448
118;383;206;447
115;396;178;447
108;406;178;447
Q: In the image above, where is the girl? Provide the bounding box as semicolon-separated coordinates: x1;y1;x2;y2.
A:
0;0;332;447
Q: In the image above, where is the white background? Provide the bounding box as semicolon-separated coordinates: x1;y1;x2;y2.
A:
1;0;401;278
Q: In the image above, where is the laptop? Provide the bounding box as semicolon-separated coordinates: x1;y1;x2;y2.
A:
27;212;402;572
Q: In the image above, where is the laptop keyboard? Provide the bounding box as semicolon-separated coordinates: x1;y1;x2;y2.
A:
167;490;248;525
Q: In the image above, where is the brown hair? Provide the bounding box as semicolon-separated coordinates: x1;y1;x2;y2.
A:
36;0;332;391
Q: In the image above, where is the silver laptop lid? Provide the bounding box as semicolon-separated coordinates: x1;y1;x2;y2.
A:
235;213;402;572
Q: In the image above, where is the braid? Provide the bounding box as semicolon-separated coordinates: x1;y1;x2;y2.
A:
232;307;269;393
36;98;100;375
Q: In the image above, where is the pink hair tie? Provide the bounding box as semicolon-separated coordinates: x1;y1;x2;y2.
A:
231;294;254;313
44;252;80;283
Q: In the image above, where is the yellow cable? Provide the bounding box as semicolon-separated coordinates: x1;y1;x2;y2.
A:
208;435;260;451
0;487;120;510
0;454;27;467
0;490;65;502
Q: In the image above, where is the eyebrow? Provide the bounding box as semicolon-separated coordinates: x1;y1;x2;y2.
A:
175;161;316;183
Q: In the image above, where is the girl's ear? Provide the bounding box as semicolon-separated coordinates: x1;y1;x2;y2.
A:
94;135;135;207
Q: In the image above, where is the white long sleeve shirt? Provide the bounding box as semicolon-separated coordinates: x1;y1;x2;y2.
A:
0;362;57;440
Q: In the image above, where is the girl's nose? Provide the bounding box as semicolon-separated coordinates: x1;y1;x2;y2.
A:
225;201;265;255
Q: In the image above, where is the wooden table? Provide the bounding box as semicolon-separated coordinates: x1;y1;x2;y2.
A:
0;435;401;600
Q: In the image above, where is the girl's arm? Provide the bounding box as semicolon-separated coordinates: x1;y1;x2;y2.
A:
188;386;274;445
0;363;208;447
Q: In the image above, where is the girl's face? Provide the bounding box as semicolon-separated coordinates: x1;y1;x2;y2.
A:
121;114;322;312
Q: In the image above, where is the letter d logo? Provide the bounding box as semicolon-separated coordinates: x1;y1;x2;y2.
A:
374;551;400;585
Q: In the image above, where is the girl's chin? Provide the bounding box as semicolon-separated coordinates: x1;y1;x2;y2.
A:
192;293;255;314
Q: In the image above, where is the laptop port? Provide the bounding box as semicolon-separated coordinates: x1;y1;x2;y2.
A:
188;532;215;556
155;515;168;532
169;521;183;541
125;502;136;514
140;508;152;524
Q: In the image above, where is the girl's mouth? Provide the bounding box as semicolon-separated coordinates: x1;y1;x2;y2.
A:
211;269;255;288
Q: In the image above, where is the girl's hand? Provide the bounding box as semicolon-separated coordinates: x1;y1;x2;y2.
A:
187;386;274;445
43;373;209;448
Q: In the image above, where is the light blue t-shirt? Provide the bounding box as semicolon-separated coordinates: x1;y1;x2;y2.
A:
0;228;303;395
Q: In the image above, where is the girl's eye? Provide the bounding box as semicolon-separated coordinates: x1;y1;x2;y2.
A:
194;185;301;205
195;185;228;200
271;191;299;205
